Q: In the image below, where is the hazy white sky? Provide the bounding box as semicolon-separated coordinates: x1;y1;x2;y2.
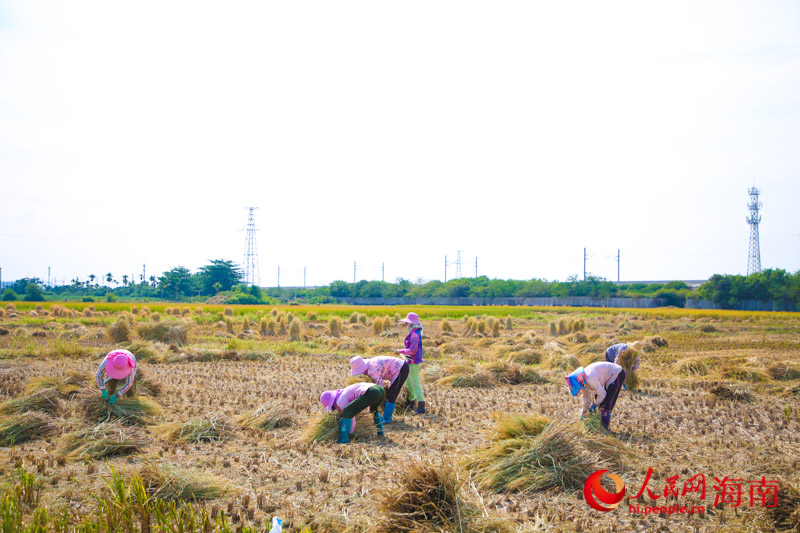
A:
1;1;799;288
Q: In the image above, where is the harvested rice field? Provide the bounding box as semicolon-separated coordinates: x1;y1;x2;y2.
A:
0;302;798;532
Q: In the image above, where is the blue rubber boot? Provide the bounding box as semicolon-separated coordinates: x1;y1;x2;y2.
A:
383;402;396;424
372;410;384;436
337;418;352;444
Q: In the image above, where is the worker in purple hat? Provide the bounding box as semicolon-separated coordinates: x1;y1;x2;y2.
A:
565;361;626;431
95;349;137;404
319;382;385;444
396;311;426;414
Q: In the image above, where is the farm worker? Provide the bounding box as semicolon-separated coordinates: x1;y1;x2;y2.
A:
565;361;626;431
396;312;426;414
95;349;137;404
350;355;409;423
320;382;386;444
604;341;642;390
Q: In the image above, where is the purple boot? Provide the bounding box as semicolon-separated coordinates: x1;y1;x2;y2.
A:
600;408;612;431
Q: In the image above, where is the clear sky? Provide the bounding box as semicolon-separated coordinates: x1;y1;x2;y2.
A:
1;1;799;288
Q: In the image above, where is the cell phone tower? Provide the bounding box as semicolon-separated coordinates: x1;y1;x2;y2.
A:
746;187;762;275
243;207;260;286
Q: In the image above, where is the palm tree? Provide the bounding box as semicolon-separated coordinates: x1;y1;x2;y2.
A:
89;274;96;287
106;273;113;287
122;275;129;287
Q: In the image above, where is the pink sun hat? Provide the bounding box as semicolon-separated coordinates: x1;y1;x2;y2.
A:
398;312;421;325
320;390;337;412
105;350;135;380
350;356;367;376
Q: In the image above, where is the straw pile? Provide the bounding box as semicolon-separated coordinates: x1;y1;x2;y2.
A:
467;418;612;493
140;462;229;502
302;411;376;443
615;348;639;390
379;459;489;532
0;412;57;445
237;401;293;432
154;415;235;443
59;422;144;459
766;479;800;531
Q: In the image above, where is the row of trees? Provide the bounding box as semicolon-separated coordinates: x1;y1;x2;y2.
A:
3;263;799;310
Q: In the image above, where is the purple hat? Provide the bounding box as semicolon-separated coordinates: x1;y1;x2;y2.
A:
105;350;134;380
320;390;337;412
398;312;421;325
565;367;586;396
350;356;367;376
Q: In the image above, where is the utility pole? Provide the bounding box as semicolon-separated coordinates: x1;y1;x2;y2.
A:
48;267;51;288
353;261;357;284
472;257;478;278
143;264;146;285
303;266;306;288
277;266;280;288
583;247;587;281
0;267;2;289
455;250;463;279
616;249;620;283
444;256;448;283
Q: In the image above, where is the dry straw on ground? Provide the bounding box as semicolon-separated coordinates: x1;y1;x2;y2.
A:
140;461;230;502
303;411;377;443
236;401;293;431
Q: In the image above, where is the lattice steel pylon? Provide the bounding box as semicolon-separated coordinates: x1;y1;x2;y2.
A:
243;207;260;286
746;187;762;275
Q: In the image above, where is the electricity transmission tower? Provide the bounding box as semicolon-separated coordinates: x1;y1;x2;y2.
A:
243;207;261;286
746;187;762;275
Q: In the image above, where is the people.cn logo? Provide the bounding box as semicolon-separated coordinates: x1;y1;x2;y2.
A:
584;470;626;512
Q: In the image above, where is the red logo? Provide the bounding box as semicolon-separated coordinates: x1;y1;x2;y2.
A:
585;470;626;512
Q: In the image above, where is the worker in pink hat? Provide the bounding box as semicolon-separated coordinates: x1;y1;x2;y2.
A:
95;349;137;404
396;311;426;414
319;382;386;443
350;355;409;423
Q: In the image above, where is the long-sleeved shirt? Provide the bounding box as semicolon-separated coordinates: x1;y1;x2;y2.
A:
580;362;622;414
398;328;423;364
331;382;375;432
95;351;137;397
362;356;405;388
605;343;640;371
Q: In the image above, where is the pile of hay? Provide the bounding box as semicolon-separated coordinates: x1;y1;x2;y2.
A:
615;348;640;390
78;391;162;425
59;422;144;459
437;363;495;389
541;349;580;371
766;479;800;531
0;412;57;445
505;349;541;365
236;402;293;431
140;462;229;502
0;387;63;416
136;321;190;346
484;361;546;385
467;418;621;493
709;385;753;402
767;362;800;381
302;410;377;443
378;460;497;533
490;414;551;441
154;415;235;443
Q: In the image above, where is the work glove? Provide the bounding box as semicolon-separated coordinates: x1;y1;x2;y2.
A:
109;394;117;405
101;390;109;400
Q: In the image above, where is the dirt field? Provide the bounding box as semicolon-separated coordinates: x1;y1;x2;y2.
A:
0;303;798;532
